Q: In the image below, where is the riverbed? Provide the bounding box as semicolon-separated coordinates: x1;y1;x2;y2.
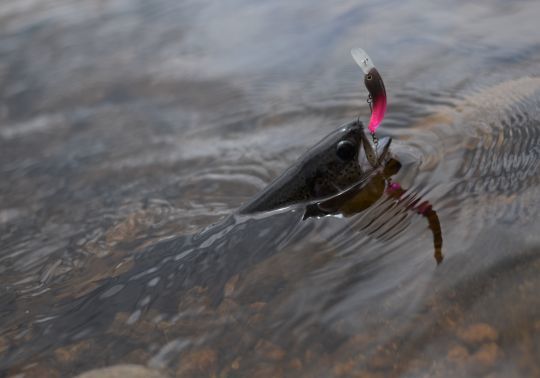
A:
1;1;539;376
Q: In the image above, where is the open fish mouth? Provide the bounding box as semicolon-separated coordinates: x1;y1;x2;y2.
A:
358;133;392;170
375;136;392;165
302;134;396;218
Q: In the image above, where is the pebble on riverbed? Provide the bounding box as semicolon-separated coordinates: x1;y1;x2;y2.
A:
75;364;167;378
0;336;7;355
174;348;217;377
457;323;498;344
54;340;93;364
471;342;501;367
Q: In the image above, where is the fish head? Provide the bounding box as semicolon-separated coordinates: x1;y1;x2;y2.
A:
302;120;392;197
239;120;392;213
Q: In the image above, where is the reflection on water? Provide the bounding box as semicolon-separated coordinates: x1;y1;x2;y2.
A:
1;0;540;377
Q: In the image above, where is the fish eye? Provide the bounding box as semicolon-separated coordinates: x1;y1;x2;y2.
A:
336;140;357;161
366;74;373;80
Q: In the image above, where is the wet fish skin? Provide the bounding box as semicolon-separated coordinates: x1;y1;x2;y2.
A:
239;120;391;214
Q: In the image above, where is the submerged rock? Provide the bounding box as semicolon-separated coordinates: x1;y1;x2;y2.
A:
75;364;167;378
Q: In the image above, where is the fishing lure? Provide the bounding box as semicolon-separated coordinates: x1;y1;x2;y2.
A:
351;48;387;136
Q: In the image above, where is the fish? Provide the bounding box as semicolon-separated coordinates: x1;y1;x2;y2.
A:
238;120;392;214
239;48;390;215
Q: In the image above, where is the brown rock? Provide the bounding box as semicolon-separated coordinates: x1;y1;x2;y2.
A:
176;348;217;377
224;274;240;297
447;345;469;364
255;340;285;361
217;298;239;314
289;358;303;370
11;363;61;378
341;334;371;350
457;323;498;344
75;364;167;378
247;313;265;327
249;301;267;311
0;337;7;355
105;212;146;245
231;358;241;370
340;370;385;378
250;364;284;378
333;359;355;376
124;348;152;365
367;348;391;370
54;340;92;363
471;343;500;367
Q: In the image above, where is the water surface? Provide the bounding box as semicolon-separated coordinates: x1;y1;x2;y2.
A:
1;0;539;377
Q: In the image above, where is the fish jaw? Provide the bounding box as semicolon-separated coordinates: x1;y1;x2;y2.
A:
376;136;392;165
359;133;392;169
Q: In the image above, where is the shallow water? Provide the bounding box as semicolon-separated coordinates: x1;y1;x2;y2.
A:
1;0;539;377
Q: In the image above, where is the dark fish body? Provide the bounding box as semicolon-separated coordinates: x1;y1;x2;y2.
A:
239;120;391;214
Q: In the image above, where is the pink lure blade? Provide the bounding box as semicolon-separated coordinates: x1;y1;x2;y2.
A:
351;48;387;134
367;75;387;134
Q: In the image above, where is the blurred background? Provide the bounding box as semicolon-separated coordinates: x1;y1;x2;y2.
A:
1;0;539;377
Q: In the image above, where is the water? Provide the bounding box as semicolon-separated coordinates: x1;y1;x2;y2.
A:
1;0;539;376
